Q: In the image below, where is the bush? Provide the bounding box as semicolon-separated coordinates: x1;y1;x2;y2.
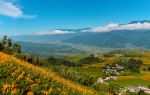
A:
79;54;101;64
148;66;150;71
3;47;13;54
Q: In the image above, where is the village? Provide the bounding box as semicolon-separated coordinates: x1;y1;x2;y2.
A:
96;61;150;94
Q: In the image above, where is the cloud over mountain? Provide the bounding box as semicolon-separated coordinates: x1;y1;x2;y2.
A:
91;22;150;32
38;30;74;35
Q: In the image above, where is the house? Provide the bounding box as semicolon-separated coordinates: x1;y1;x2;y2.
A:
121;86;150;94
114;54;124;57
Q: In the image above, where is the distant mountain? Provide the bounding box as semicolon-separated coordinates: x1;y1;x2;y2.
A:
56;28;91;33
128;20;150;24
12;33;77;42
12;20;150;51
63;30;150;48
11;28;91;42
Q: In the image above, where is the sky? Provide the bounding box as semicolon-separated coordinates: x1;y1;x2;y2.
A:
0;0;150;35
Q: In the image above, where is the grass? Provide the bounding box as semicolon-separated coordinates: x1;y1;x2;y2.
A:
143;59;150;64
80;67;103;78
0;52;98;95
120;70;144;76
66;55;104;78
65;55;88;62
111;78;150;87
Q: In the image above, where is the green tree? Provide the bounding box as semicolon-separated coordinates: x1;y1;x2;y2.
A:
7;38;12;47
0;42;2;50
12;43;21;53
108;83;119;95
148;66;150;71
2;36;7;49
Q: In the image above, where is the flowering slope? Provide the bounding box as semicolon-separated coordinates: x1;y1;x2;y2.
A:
0;52;97;95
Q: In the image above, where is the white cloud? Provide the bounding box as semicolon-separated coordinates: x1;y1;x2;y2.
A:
0;0;36;18
91;22;150;32
38;30;74;35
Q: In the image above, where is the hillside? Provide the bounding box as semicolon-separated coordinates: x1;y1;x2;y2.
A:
0;52;97;95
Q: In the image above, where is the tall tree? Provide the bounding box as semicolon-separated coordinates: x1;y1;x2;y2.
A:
7;38;12;47
0;42;2;50
2;36;7;49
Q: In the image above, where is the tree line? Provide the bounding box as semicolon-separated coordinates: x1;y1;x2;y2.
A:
0;36;83;67
0;36;21;54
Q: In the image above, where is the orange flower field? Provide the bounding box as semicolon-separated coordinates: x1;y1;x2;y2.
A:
0;52;98;95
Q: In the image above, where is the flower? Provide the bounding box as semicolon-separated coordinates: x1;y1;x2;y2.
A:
27;91;34;95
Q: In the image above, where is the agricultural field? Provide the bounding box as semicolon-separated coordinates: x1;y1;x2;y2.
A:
66;51;150;88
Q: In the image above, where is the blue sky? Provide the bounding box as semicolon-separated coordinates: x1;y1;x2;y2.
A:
0;0;150;35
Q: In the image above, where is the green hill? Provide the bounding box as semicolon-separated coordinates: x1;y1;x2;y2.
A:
0;52;97;95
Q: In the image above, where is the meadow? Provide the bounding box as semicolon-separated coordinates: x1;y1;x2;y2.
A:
0;52;98;95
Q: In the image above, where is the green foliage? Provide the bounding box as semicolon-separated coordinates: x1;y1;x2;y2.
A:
2;36;7;49
0;36;21;54
114;58;143;73
3;47;13;54
148;66;150;71
12;43;21;53
0;61;83;95
79;54;101;64
127;59;143;73
48;56;82;67
7;38;12;47
111;78;150;87
0;42;3;50
49;66;95;87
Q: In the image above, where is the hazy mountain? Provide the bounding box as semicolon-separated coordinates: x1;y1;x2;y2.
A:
63;30;150;48
12;20;150;50
128;20;150;24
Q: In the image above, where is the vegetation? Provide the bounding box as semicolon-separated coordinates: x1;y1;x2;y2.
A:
79;54;101;64
0;36;21;54
1;36;150;95
0;52;98;95
113;58;143;73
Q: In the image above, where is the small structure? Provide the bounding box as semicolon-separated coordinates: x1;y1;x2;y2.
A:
103;76;117;81
121;86;150;94
96;77;104;84
114;54;124;57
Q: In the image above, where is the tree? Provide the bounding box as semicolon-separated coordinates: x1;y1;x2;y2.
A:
79;54;101;64
13;43;21;53
0;42;2;50
108;83;119;95
127;59;143;73
26;55;33;63
2;36;7;49
36;56;39;65
48;56;57;65
7;38;12;47
148;66;150;71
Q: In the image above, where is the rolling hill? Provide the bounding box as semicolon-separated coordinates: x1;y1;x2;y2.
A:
0;52;98;95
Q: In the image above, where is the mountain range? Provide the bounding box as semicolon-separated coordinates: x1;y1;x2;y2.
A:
10;20;150;56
